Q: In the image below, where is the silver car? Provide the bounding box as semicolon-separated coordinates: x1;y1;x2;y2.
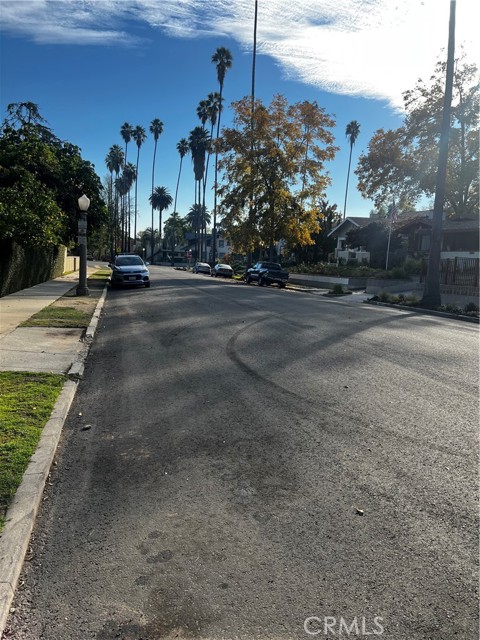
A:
193;262;211;275
109;254;150;288
212;263;234;278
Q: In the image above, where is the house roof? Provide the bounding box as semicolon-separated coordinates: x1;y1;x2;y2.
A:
397;215;479;233
443;217;480;231
328;217;371;237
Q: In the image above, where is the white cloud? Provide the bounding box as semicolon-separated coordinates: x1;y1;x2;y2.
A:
1;0;477;108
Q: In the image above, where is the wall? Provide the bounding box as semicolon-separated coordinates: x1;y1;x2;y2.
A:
0;241;73;297
289;273;367;290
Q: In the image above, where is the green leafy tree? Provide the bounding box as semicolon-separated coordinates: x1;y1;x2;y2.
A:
137;227;159;259
295;200;341;263
164;212;188;255
219;95;338;258
0;102;105;247
356;54;479;217
346;222;404;269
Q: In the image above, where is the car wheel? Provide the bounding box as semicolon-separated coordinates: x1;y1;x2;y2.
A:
145;282;151;288
259;276;265;286
279;282;286;289
245;275;252;284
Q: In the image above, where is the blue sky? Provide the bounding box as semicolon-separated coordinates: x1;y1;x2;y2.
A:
0;0;476;234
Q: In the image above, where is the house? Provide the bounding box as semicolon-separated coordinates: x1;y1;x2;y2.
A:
329;211;480;265
180;230;232;263
328;217;372;263
395;213;480;260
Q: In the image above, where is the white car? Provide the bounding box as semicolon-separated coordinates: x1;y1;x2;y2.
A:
212;263;234;278
193;262;211;275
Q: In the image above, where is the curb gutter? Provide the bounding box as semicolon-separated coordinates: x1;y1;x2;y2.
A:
364;299;479;324
0;284;108;638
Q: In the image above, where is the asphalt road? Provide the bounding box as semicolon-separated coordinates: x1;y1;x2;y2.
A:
7;267;479;640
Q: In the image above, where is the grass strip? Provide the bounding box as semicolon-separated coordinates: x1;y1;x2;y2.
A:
20;270;109;328
21;306;93;328
0;371;66;531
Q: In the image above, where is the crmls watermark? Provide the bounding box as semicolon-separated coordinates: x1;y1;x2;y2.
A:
304;616;385;636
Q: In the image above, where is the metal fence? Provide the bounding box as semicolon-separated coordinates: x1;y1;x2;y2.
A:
436;257;479;287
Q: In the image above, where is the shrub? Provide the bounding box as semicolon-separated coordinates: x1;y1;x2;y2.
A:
403;259;422;275
464;302;479;314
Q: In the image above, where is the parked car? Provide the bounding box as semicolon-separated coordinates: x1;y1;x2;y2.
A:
109;254;150;288
212;263;234;278
245;262;289;288
193;262;211;275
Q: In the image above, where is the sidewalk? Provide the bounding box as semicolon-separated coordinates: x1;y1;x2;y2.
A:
0;267;101;373
0;267;108;637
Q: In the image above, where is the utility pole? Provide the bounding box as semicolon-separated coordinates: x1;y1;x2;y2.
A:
247;0;258;267
421;0;456;307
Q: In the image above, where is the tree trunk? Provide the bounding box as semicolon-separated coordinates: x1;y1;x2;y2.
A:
421;0;456;307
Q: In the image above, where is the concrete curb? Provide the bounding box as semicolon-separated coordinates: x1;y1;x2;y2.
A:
364;299;480;324
0;284;108;638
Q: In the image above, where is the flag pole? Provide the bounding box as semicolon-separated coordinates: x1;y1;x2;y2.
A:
385;197;395;270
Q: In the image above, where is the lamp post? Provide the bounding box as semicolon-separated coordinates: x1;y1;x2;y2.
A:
76;194;90;296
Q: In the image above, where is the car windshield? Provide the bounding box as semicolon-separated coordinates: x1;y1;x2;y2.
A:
116;256;144;266
260;262;282;270
218;264;231;269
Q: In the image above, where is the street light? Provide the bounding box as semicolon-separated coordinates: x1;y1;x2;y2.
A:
76;194;90;296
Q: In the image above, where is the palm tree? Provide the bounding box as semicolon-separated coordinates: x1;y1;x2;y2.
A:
186;204;210;236
120;123;133;163
149;118;164;257
173;138;189;261
105;144;125;257
343;120;360;220
149;186;173;262
173;138;189;215
189;126;210;260
196;100;210;131
122;162;137;250
211;46;233;263
120;123;134;247
132;125;147;246
197;97;217;258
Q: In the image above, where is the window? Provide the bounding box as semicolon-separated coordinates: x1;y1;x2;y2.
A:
218;240;225;248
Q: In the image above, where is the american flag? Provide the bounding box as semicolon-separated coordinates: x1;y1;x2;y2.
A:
390;199;398;225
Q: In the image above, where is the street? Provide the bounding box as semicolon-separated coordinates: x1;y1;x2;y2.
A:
7;266;479;640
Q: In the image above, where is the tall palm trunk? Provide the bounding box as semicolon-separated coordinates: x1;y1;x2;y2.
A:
197;180;202;260
132;146;140;252
151;139;158;259
173;156;184;264
343;144;353;220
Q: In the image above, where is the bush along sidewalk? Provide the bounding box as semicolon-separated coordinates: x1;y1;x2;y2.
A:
368;292;479;319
